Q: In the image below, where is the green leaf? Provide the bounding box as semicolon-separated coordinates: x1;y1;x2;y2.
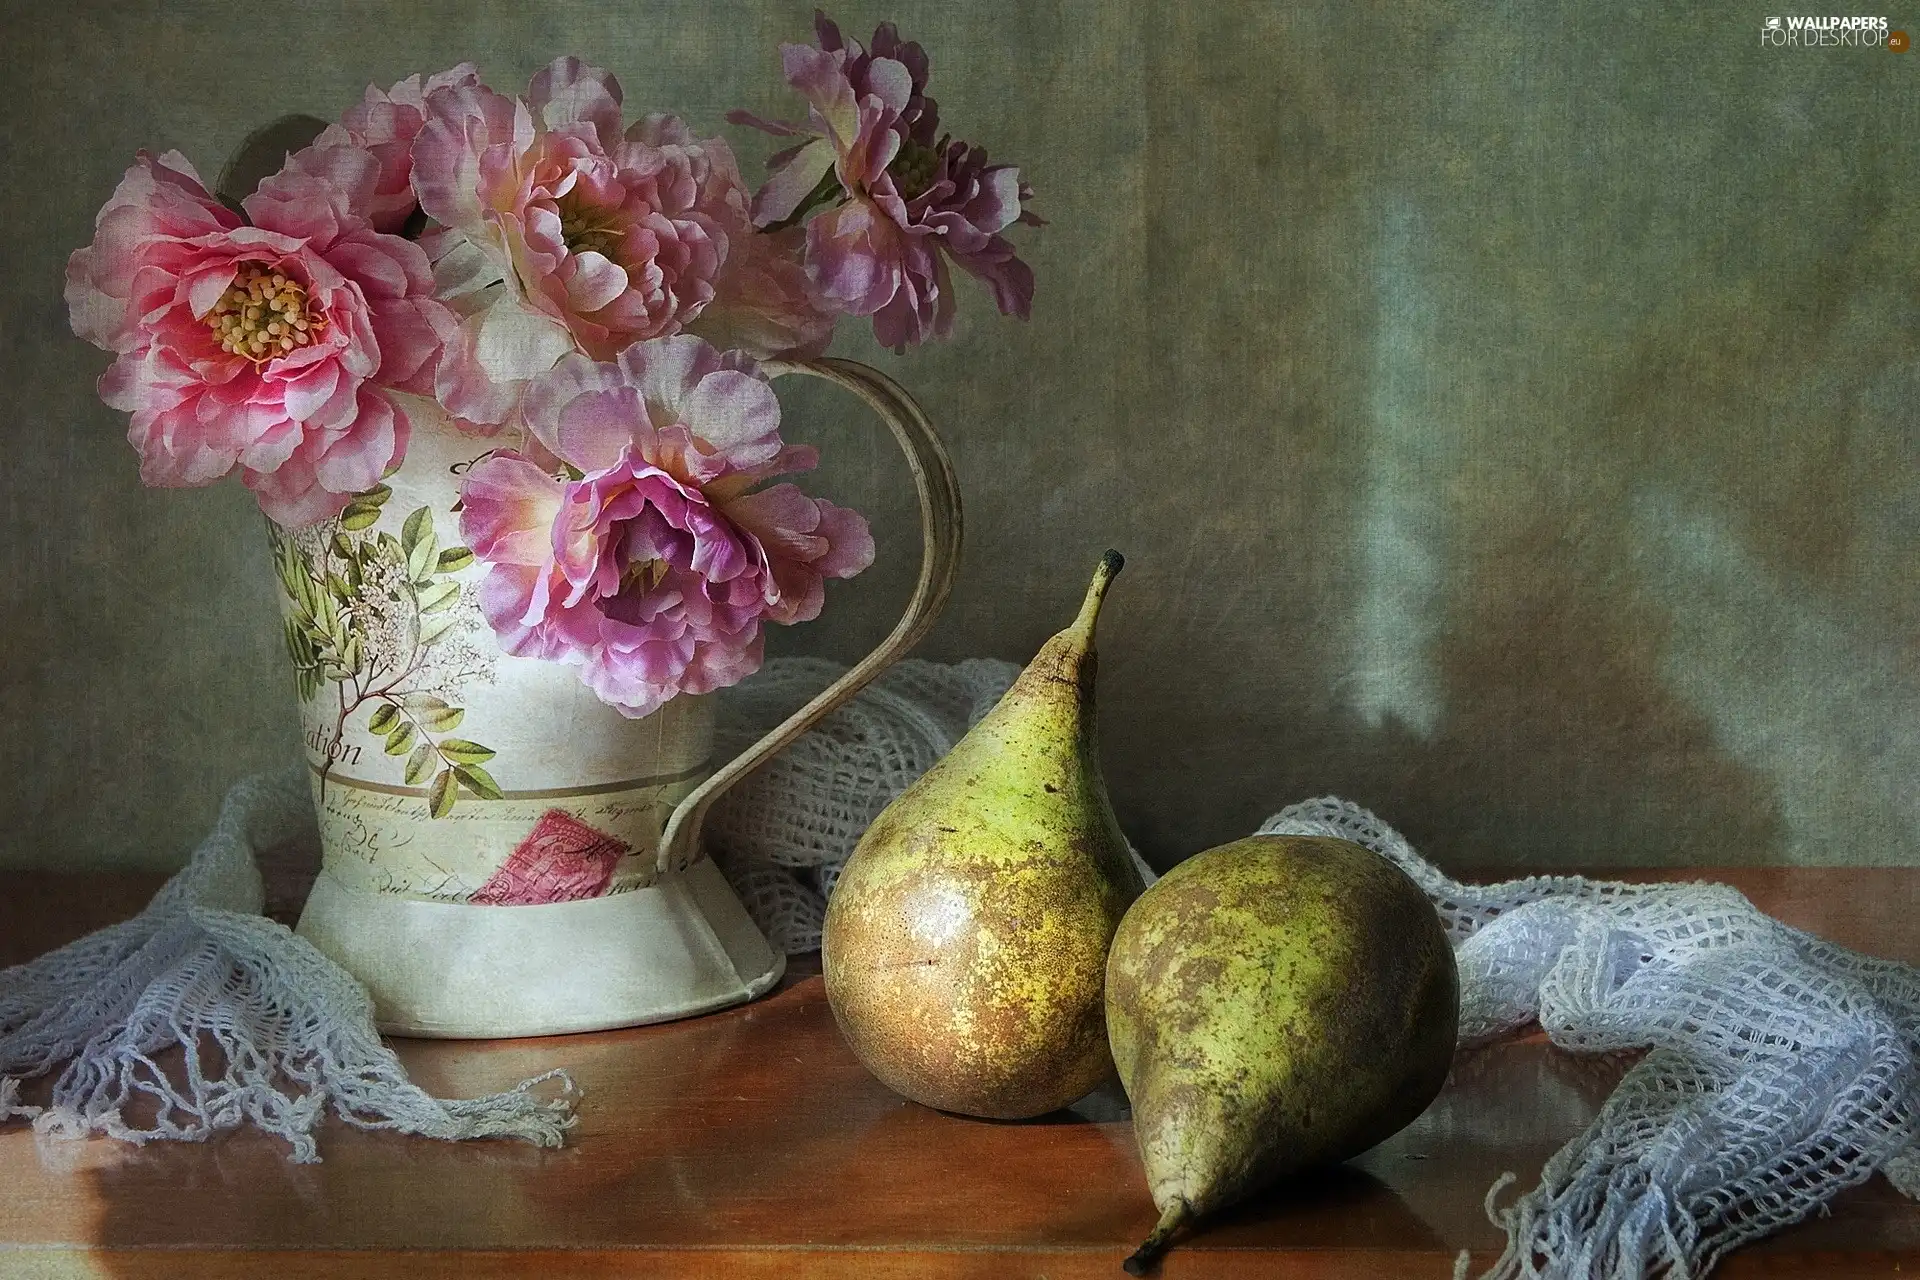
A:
274;545;304;598
357;483;393;508
340;503;381;532
402;695;465;732
404;740;436;785
453;764;504;800
285;618;313;655
437;739;496;765
436;547;476;574
384;721;416;755
417;612;458;646
428;768;457;819
331;532;356;560
416;581;460;613
327;573;354;604
367;704;401;735
407;533;438;584
402;507;434;555
290;564;317;612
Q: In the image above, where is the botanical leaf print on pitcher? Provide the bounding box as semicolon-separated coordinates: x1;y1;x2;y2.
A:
270;486;500;818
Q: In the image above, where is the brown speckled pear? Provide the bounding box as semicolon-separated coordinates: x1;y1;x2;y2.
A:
823;551;1145;1119
1107;835;1458;1275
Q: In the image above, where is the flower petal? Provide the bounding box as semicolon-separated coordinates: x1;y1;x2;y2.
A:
528;56;625;150
749;138;837;227
677;368;782;467
563;249;632;313
460;451;567;567
471;288;579;383
523;351;641;471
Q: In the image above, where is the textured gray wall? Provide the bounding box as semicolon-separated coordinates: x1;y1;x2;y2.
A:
4;1;1917;871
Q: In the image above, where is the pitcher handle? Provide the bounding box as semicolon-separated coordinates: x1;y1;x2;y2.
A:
655;357;964;876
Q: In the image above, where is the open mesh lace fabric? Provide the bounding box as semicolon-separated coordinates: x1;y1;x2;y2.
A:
4;656;1917;1279
0;770;576;1162
1257;797;1920;1280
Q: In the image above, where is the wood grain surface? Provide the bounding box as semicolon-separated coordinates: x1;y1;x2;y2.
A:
3;864;1917;1278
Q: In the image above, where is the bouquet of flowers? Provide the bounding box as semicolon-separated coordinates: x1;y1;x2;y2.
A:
66;11;1038;719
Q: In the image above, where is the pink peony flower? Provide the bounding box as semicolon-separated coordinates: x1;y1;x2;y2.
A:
732;11;1040;350
413;60;753;362
67;151;455;525
459;335;872;717
276;65;482;233
732;13;939;226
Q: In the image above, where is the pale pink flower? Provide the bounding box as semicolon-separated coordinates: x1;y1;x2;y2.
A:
413;60;751;361
427;193;831;440
428;279;577;435
458;335;872;717
275;64;482;232
732;12;1039;350
66;150;454;525
685;223;836;360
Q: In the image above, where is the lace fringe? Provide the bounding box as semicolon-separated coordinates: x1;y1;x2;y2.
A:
0;770;575;1164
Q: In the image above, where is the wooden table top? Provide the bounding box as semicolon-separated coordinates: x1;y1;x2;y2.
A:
4;862;1918;1278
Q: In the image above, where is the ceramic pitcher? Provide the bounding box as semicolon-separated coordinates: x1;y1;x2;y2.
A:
268;359;960;1037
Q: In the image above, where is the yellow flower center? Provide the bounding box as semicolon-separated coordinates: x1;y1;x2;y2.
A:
556;192;629;261
205;262;326;364
619;558;670;594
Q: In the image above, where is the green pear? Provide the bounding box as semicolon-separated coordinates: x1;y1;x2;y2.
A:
1107;835;1458;1274
823;551;1146;1119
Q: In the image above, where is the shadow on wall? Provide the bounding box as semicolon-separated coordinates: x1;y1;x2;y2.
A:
217;116;330;208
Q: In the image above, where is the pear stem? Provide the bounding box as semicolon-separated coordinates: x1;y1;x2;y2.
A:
1066;549;1126;649
1122;1197;1189;1276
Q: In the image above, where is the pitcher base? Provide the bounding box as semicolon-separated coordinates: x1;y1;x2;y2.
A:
295;858;786;1038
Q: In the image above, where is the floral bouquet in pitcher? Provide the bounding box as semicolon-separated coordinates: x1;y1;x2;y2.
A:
63;13;1035;1034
